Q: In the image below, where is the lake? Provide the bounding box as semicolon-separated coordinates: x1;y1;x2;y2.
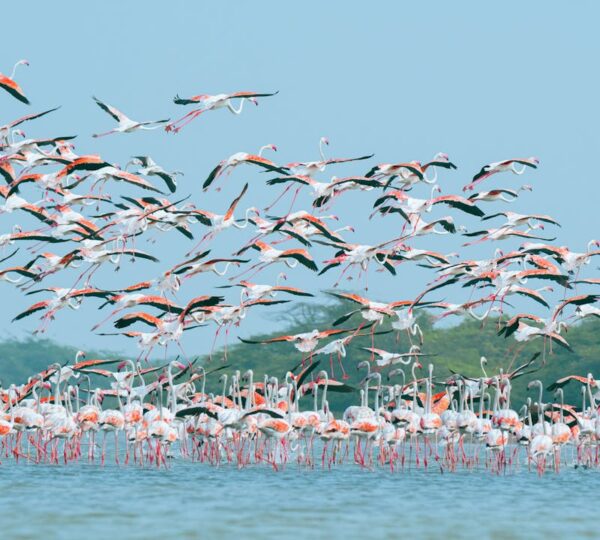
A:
0;456;596;539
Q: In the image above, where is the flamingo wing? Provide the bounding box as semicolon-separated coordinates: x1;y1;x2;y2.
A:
281;249;318;272
0;74;29;104
433;195;484;217
12;300;51;321
113;311;163;329
224;183;248;221
92;96;127;123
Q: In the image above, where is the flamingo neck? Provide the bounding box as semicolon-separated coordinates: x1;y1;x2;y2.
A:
258;145;274;157
319;139;328;161
228;98;247;115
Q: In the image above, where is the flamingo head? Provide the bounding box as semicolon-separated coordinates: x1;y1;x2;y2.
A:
13;129;26;139
320;136;330;146
249;98;258;106
117;360;129;372
268;144;277;152
519;184;533;192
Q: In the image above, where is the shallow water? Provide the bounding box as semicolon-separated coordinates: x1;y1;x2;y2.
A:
0;455;597;540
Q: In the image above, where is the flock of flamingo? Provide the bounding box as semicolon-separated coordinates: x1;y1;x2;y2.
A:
0;59;599;473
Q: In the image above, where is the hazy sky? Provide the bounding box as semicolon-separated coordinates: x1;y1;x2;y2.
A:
1;1;598;358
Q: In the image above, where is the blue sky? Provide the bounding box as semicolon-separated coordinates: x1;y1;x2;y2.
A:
1;1;598;357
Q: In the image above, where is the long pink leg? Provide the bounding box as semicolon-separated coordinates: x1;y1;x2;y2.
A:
284;187;302;216
166;109;205;133
333;263;355;288
185;231;214;257
264;185;293;212
228;262;267;281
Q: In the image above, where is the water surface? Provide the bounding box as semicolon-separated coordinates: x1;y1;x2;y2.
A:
0;458;596;539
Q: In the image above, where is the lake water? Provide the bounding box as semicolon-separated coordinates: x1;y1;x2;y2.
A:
0;457;597;539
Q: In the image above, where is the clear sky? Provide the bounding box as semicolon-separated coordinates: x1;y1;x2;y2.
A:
1;1;598;358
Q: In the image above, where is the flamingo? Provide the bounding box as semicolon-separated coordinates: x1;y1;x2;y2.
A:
170;251;250;281
219;274;313;301
180;183;258;255
462;225;555;247
373;185;484;219
127;156;183;193
464;157;539;191
0;59;30;104
520;240;600;274
91;97;169;137
0;107;60;144
362;345;429;368
265;174;382;211
231;240;318;280
202;144;285;190
239;328;357;368
467;185;533;203
166;91;278;132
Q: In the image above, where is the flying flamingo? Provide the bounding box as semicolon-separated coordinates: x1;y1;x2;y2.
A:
372;186;484;220
265;138;373;211
362;346;430;368
166;91;278;133
219;274;313;301
231;240;318;281
91;97;169;137
467;185;533;203
202;144;286;190
462;225;555;247
127;156;183;193
180;183;258;255
463;157;539;191
265;174;382;211
481;211;561;229
0;60;30;104
0;107;61;144
239;328;357;366
170;250;249;281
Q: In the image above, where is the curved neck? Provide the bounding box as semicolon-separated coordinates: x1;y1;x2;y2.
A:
319;139;327;161
221;375;228;401
167;362;178;414
321;380;328;412
258;145;273;157
228;98;247;115
247;370;253;409
10;61;23;80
